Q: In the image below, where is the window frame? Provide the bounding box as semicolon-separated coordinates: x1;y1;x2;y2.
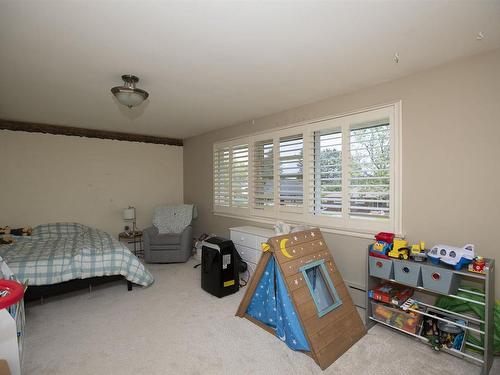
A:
212;102;402;237
299;259;342;317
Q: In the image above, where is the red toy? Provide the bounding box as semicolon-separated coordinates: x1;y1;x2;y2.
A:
468;256;486;274
368;283;414;307
375;232;395;244
0;280;24;309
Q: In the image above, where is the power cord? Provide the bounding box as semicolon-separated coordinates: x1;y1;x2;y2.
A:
239;269;250;287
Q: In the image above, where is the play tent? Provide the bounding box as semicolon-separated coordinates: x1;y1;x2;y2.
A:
236;228;365;370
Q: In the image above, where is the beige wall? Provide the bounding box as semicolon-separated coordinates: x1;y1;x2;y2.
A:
184;48;500;299
0;131;183;235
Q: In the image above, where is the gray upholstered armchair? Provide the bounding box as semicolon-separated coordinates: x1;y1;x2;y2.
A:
143;205;196;263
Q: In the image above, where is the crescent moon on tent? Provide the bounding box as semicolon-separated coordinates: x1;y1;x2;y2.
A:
279;238;293;259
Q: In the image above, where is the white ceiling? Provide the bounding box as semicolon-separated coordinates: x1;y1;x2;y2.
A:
1;1;499;140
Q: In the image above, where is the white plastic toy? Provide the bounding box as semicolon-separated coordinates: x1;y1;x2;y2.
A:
427;244;475;270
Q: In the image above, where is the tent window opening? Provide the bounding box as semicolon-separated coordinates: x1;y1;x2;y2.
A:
300;260;342;317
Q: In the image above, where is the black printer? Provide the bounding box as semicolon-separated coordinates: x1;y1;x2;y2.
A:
201;237;245;298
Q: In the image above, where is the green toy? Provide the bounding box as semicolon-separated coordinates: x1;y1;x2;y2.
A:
435;287;500;355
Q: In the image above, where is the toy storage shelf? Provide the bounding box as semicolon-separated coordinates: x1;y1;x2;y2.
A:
365;250;495;375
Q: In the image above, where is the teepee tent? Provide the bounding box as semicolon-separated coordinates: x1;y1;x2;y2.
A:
236;228;365;370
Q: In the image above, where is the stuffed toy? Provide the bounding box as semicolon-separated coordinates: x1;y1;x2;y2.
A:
0;237;13;245
10;227;32;236
0;226;32;245
0;227;13;245
0;226;32;236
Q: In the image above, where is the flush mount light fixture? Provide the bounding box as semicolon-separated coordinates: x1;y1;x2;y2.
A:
111;74;149;108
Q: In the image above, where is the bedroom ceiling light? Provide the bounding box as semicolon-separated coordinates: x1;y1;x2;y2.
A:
111;75;149;108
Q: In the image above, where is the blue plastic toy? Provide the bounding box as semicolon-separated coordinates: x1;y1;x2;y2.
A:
427;244;475;270
370;241;392;256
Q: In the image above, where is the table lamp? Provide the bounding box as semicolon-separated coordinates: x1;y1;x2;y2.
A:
123;206;136;235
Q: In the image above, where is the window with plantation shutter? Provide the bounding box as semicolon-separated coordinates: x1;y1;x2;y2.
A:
279;135;303;209
253;139;274;211
231;144;249;208
213;103;400;235
310;129;342;216
349;123;390;219
213;146;230;207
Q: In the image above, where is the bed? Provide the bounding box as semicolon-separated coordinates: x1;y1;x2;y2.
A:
0;223;154;299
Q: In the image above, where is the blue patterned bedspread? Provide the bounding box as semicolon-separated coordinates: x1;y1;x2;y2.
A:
0;223;154;287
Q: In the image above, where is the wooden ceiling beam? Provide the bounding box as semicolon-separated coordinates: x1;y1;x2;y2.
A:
0;119;183;146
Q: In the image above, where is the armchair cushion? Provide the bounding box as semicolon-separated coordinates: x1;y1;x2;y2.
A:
143;226;181;245
143;225;193;263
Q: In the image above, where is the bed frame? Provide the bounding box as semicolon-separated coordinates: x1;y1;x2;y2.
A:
24;276;133;302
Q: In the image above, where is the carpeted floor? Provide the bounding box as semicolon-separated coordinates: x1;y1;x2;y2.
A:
23;259;498;375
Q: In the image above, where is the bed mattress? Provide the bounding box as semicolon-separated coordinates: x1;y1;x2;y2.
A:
0;223;154;287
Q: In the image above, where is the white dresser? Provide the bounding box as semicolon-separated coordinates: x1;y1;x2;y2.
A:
229;226;275;275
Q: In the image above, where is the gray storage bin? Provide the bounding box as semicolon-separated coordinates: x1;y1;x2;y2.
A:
421;264;460;295
393;260;422;287
369;256;394;279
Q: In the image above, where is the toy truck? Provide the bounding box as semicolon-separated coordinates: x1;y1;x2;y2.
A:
410;241;427;262
388;239;409;260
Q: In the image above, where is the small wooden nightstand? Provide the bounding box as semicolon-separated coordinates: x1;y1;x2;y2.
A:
118;231;143;257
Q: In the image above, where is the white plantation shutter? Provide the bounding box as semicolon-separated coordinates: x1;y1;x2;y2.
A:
349;123;390;219
253;139;274;211
213;146;230;207
279;135;303;209
309;129;342;216
213;103;400;234
231;144;249;208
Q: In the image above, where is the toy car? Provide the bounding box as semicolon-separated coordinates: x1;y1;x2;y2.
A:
388;247;409;260
388;239;409;260
468;256;486;274
371;240;392;257
410;241;427;262
427;244;475;270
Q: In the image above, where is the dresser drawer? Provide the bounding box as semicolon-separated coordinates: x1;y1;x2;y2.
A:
230;230;257;249
235;244;261;264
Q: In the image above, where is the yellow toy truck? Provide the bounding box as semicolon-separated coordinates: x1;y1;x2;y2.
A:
388;239;409;260
410;241;427;262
